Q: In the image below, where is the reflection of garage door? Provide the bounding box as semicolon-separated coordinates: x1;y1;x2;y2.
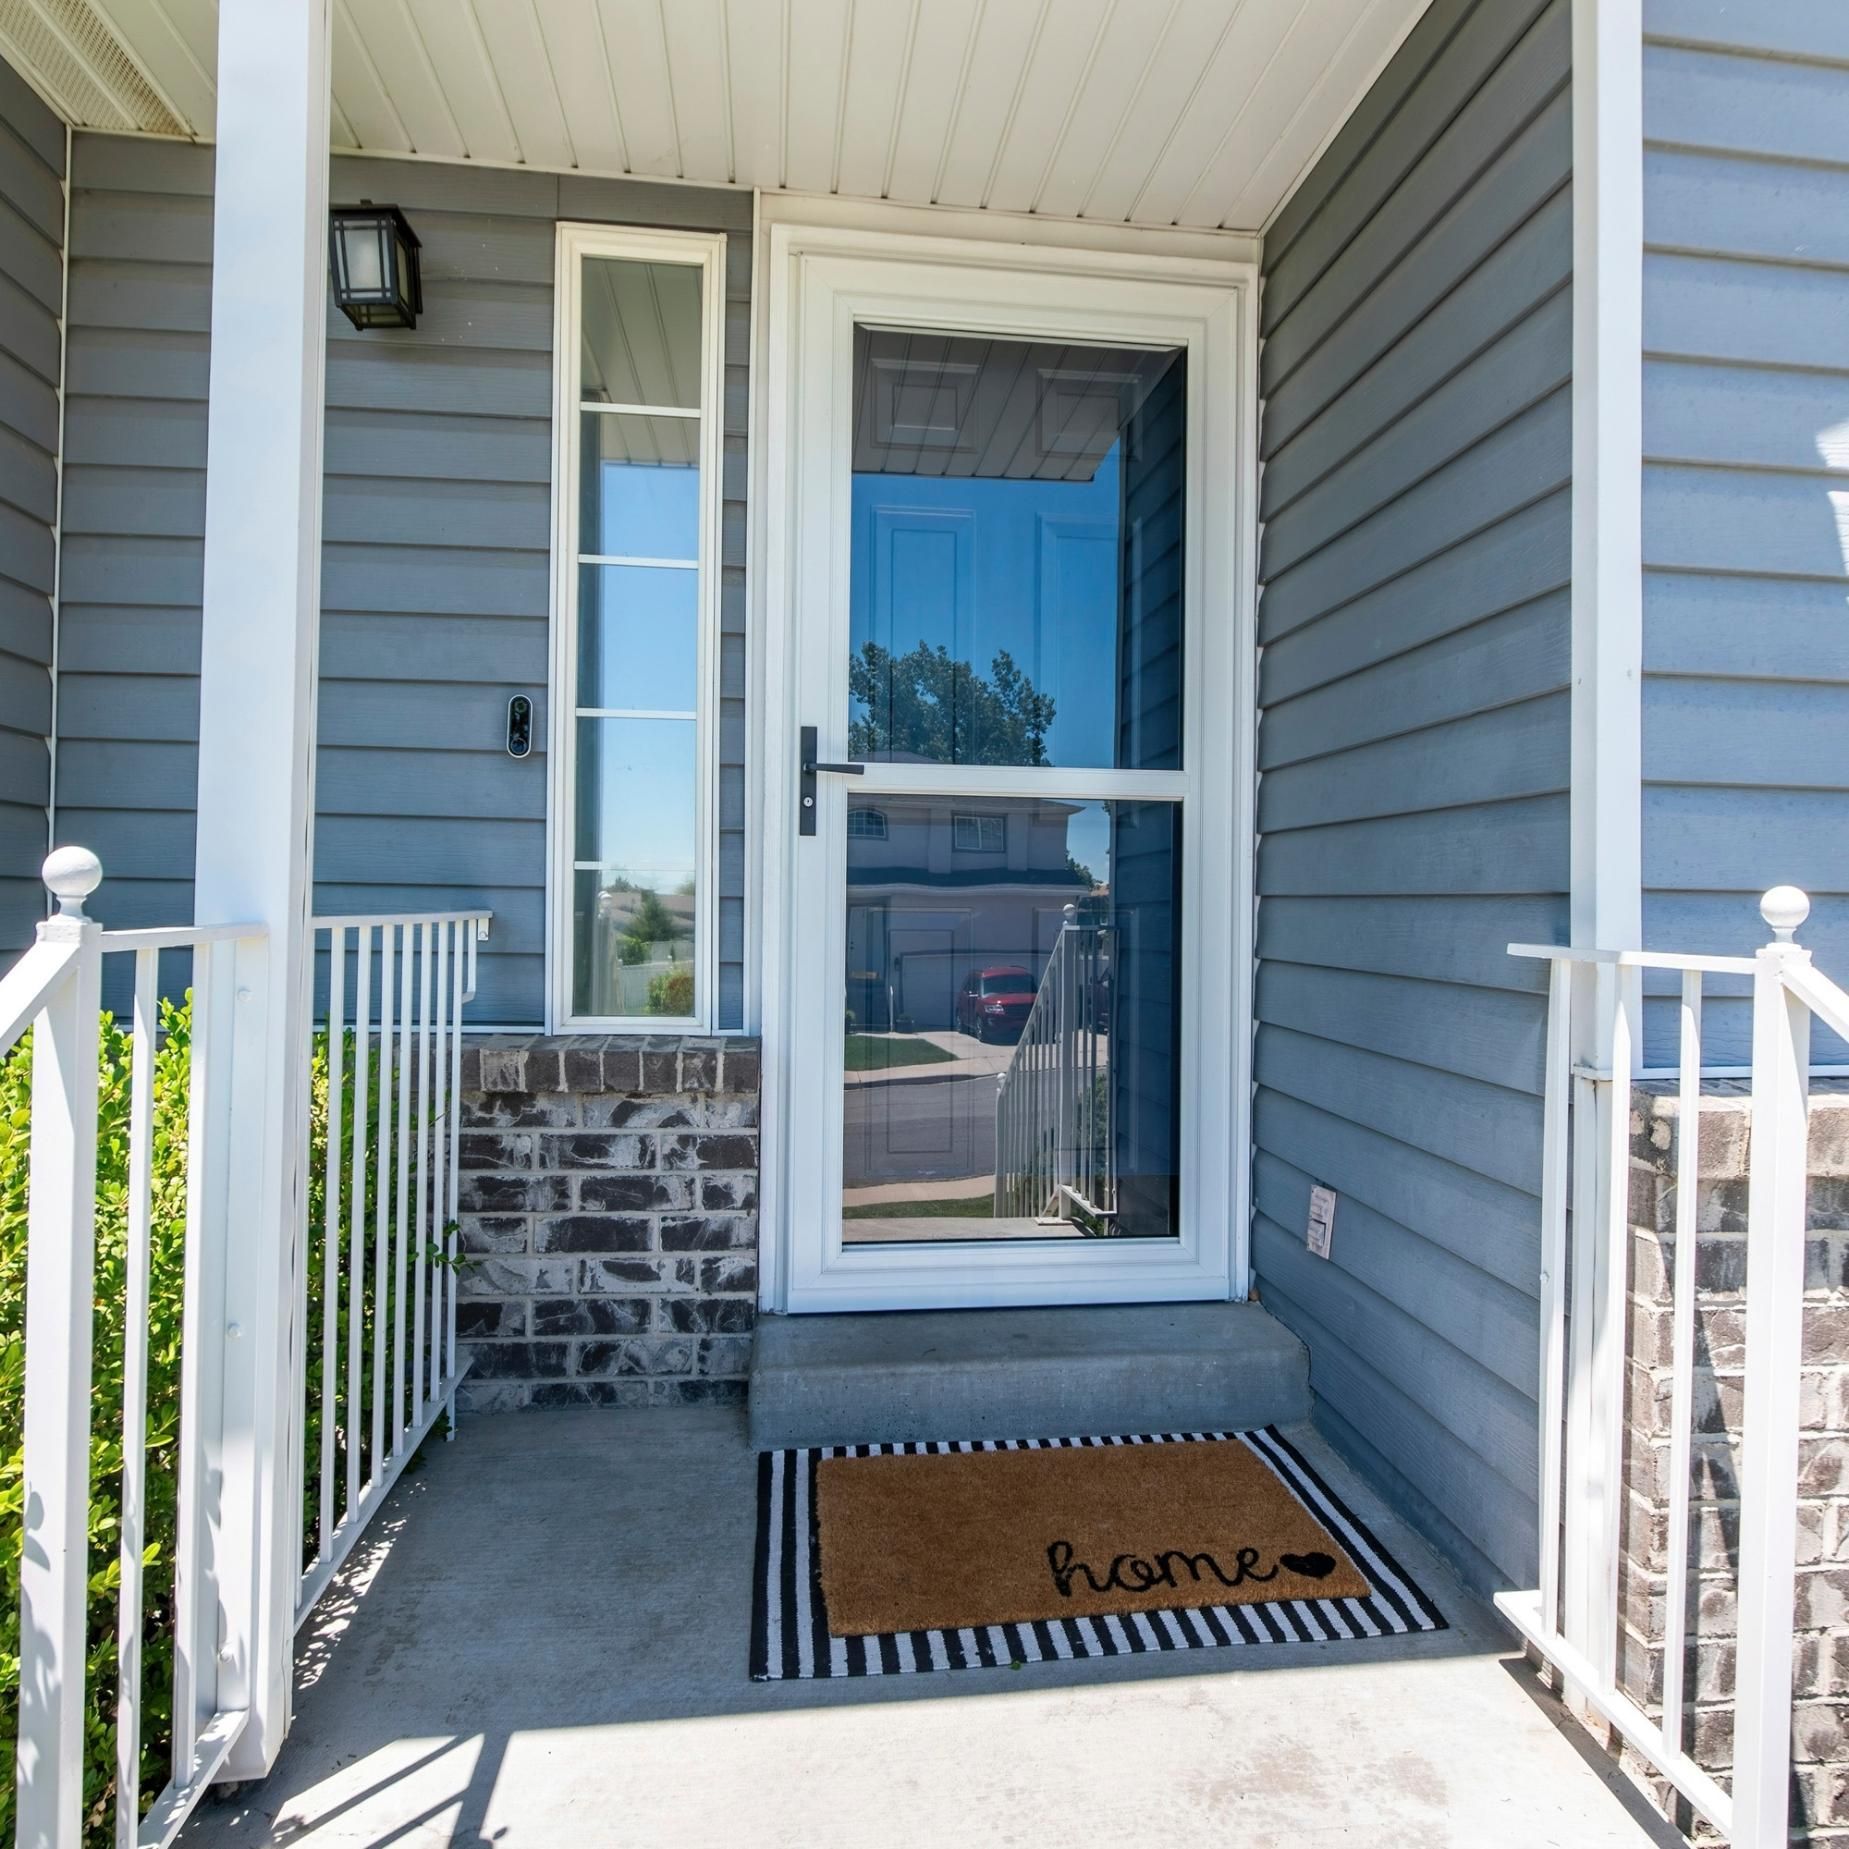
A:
889;924;957;1028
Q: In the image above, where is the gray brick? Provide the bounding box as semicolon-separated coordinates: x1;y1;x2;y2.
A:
459;1131;532;1170
550;1132;655;1170
536;1215;652;1254
458;1216;529;1255
666;1377;748;1406
600;1039;644;1090
578;1172;690;1212
659;1132;758;1172
592;1097;702;1130
675;1041;718;1089
462;1092;576;1129
578;1336;695;1377
456;1299;527;1338
459;1173;571;1214
695;1335;753;1377
475;1044;529;1091
660;1215;755;1251
661;1295;754;1334
458;1256;576;1296
532;1296;652;1336
695;1252;757;1295
466;1340;569;1379
641;1045;680;1091
700;1172;757;1211
580;1256;669;1292
530;1380;654;1408
562;1042;607;1090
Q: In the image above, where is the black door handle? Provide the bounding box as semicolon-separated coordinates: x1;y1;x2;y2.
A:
799;725;865;836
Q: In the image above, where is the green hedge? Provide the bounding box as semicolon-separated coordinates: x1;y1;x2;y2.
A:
0;999;403;1844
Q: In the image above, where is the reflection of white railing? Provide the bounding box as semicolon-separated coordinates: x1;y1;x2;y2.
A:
993;917;1115;1229
1497;887;1821;1849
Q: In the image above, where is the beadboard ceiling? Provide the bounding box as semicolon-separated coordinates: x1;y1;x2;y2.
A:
3;0;1431;232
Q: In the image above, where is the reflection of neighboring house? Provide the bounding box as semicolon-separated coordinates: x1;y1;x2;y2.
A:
845;799;1089;1030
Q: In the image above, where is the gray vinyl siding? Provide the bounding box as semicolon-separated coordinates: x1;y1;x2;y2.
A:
1253;0;1572;1590
0;57;59;957
55;139;750;1027
1639;1;1849;1064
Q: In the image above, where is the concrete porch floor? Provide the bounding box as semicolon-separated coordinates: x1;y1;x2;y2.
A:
180;1408;1683;1849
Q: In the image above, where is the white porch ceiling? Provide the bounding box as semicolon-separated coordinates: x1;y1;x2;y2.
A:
2;0;1428;232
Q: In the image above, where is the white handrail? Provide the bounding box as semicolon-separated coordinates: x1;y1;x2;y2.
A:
293;904;492;1626
11;848;275;1849
6;849;493;1848
1498;885;1823;1849
0;937;82;1060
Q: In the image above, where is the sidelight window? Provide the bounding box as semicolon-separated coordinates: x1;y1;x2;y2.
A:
551;226;725;1028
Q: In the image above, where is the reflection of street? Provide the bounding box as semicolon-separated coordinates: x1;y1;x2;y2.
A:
842;1069;998;1187
842;1031;1011;1087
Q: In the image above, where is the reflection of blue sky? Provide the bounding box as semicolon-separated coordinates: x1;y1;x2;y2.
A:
578;564;697;710
851;447;1121;768
575;716;694;886
1066;803;1112;887
586;455;699;559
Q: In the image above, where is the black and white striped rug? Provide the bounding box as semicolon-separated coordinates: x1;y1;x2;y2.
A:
749;1426;1445;1680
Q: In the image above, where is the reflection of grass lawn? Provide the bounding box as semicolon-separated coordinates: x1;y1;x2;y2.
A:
843;1195;996;1218
842;1034;957;1072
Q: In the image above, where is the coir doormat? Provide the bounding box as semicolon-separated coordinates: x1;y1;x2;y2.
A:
750;1428;1445;1680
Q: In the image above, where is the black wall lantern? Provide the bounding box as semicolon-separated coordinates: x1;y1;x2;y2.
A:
328;201;422;330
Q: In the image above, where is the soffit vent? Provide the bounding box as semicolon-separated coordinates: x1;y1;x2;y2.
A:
0;0;185;135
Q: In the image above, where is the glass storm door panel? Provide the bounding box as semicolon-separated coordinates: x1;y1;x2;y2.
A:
779;244;1244;1313
838;332;1186;1249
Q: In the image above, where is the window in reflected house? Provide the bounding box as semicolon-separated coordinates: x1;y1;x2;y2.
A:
952;813;1005;853
559;235;718;1026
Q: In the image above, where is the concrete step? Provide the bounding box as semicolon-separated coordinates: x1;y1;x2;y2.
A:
747;1301;1309;1451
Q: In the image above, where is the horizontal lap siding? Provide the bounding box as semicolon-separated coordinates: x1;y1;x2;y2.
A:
1640;6;1849;1063
1254;0;1571;1590
0;59;60;955
56;141;750;1026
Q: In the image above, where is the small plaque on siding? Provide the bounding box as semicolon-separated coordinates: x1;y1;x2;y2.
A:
1306;1186;1336;1260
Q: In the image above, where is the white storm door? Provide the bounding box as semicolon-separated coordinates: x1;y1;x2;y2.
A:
771;233;1250;1314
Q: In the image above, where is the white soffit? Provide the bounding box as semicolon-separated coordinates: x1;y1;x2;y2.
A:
2;0;1432;233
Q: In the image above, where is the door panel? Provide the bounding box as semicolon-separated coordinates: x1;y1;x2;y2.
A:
771;235;1248;1312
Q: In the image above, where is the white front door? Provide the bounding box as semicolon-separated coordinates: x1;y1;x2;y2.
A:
762;222;1255;1314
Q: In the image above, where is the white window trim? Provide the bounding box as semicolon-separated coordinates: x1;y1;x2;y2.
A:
546;222;728;1033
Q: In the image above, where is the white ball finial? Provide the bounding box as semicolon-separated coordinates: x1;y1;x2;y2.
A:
42;846;103;919
1760;884;1810;943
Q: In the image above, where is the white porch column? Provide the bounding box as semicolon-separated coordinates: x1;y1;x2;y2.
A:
194;0;331;1778
1569;0;1644;957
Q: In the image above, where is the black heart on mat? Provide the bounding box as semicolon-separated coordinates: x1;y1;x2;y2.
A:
1278;1551;1338;1579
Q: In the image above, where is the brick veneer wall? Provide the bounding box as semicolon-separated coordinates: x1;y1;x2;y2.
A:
1616;1082;1848;1844
452;1035;761;1412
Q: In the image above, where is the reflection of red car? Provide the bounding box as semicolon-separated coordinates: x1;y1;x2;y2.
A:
956;965;1035;1042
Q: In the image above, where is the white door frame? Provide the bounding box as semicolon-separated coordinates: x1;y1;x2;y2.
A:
755;212;1258;1315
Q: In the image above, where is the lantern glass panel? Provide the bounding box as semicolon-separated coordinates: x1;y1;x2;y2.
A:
345;220;385;295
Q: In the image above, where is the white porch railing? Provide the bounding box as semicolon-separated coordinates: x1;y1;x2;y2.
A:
1497;885;1822;1849
4;850;489;1849
993;916;1116;1229
294;910;491;1625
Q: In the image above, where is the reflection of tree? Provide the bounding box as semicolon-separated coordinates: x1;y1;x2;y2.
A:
618;887;679;967
849;641;1056;766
